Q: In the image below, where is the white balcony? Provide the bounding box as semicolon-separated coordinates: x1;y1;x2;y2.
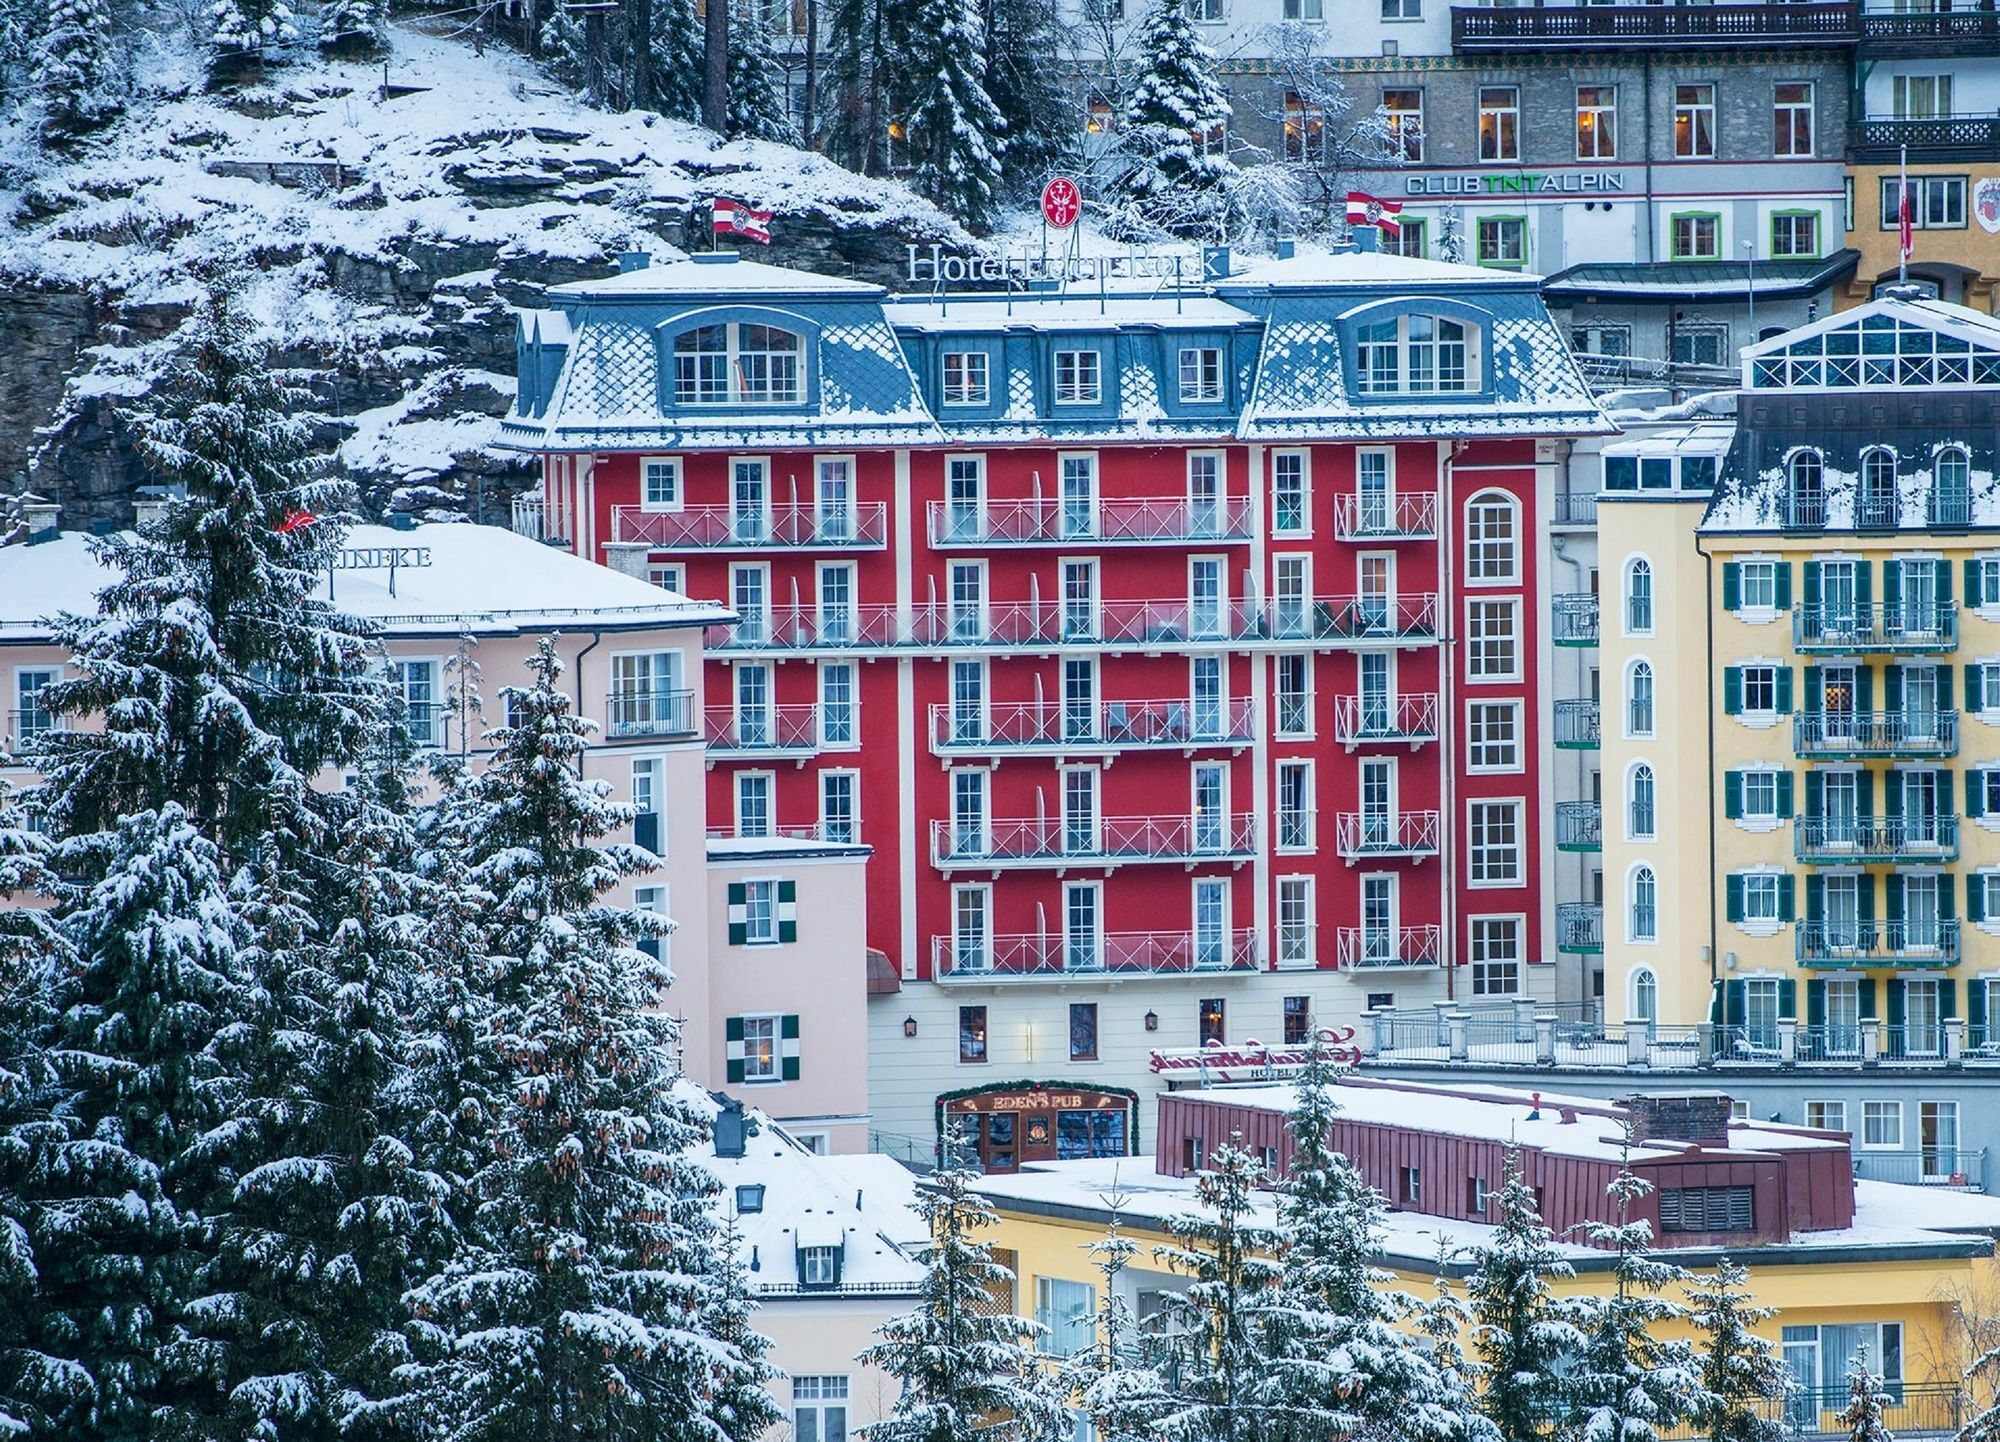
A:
1334;810;1441;861
926;496;1253;548
1333;693;1439;750
704;704;825;756
927;698;1256;757
932;928;1260;980
1332;491;1438;541
931;813;1258;870
1336;923;1444;969
614;503;888;550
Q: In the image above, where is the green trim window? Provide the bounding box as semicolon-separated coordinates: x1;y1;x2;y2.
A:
1476;214;1528;268
1771;210;1820;259
1670;211;1722;260
1388;217;1427;258
726;1013;800;1083
726;878;798;945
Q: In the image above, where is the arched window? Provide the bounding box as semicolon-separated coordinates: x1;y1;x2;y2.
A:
1356;314;1478;395
1625;558;1654;635
1630;866;1658;942
1935;447;1972;528
1627;660;1655;737
1859;448;1897;529
1466;491;1519;583
1629;764;1656;839
1789;450;1825;529
672;322;804;405
1632;968;1658;1026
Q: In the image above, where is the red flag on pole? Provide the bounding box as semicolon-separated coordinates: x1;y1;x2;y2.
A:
713;198;774;245
1898;144;1914;268
276;510;318;533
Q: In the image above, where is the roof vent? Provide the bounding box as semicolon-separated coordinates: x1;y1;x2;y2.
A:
617;250;652;273
389;513;418;532
691;251;741;266
1879;282;1928;303
1275;239;1296;260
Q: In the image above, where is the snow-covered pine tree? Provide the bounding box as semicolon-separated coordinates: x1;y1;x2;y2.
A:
36;286;378;862
1467;1150;1585;1442
707;1208;782;1441
823;0;908;172
1416;1238;1496;1442
1148;1138;1279;1442
1840;1347;1894;1442
1566;1166;1706;1442
725;0;798;142
651;0;704;119
1686;1257;1786;1442
207;0;298;80
982;0;1069;191
862;1124;1065;1442
1065;1202;1173;1442
1435;203;1466;263
1116;0;1230;230
316;0;385;58
398;639;772;1442
899;0;1008;231
1254;1027;1488;1442
12;807;249;1439
32;0;120;143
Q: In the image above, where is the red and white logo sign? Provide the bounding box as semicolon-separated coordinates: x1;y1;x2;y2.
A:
1148;1028;1361;1080
1040;175;1082;229
1976;177;2000;235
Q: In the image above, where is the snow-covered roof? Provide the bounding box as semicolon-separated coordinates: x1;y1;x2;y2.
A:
707;833;872;862
0;521;729;642
1220;247;1533;289
552;253;886;300
1177;1078;1846;1165
1741;293;2000;365
1601;419;1737;458
1542;251;1860;304
697;1105;927;1299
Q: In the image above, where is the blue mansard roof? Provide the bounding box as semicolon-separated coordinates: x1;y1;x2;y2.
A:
497;247;1610;453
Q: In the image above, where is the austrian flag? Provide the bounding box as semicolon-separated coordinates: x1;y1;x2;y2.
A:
712;197;774;245
1345;190;1404;237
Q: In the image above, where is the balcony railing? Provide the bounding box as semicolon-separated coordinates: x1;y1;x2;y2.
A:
605;688;697;739
1851;113;2000;162
932;928;1258;980
1551;593;1600;646
926;497;1253;547
614;503;888;550
511;493;548;542
1796;920;1962;967
1334;810;1441;860
1451;0;1859;49
1852;1150;1985;1190
1793;709;1957;758
1793;813;1959;864
931;813;1258;868
1555;800;1602;852
1555;902;1603;955
1860;4;2000;52
5;712;64;759
1551;492;1599;527
1336;923;1443;969
927;697;1256;754
1332;491;1438;541
1333;693;1439;748
1794;603;1958;653
1553;698;1600;749
705;704;823;754
714;597;1439;652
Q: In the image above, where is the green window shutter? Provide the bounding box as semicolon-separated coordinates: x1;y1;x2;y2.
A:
1776;770;1794;816
1778;872;1796;922
1709;980;1726;1025
1938;558;1954;604
1971;976;1989;1041
1859;873;1877;924
1884;560;1901;611
1941;665;1955;709
1887;977;1906;1030
728;882;746;907
726;1016;745;1041
1775;667;1794;714
1941;875;1957;922
782;1056;800;1081
781;1012;800;1039
1779;977;1797;1020
1806;873;1824;920
779;920;798;943
1859;666;1875;712
1803;561;1822;607
780;1014;801;1081
1858;562;1873;608
1971;876;1989;926
1723;666;1743;715
1971;770;1988;821
778;880;797;905
1775;562;1794;610
1722;562;1742;611
1724;980;1747;1027
1885;666;1905;712
1805;770;1823;818
727;882;747;946
1725;771;1744;819
1859;769;1875;817
1804;664;1822;710
1970;663;1985;709
1807;978;1826;1028
1859;977;1878;1020
1885;773;1903;819
1885;873;1904;924
727;1057;746;1083
729;920;748;946
1968;558;1981;604
1726;873;1745;922
778;879;798;944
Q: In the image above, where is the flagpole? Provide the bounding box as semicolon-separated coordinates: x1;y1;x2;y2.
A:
1899;144;1909;285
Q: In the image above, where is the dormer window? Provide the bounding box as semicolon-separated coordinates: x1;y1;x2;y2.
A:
1859;449;1897;530
673;322;803;405
1789;451;1825;530
799;1244;840;1287
1356;315;1474;395
1179;347;1223;402
1054;349;1102;404
943;351;989;406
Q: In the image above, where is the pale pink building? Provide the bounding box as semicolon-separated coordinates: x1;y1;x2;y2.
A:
0;515;874;1151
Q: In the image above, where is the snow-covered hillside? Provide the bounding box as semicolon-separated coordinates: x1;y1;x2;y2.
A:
0;24;966;524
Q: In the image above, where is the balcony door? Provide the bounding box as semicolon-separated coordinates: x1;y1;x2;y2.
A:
1060;454;1096;540
946;456;984;541
732;459;769;543
1902;873;1944;955
1361;758;1394;849
1824;872;1863;950
1362;873;1396;965
1824;977;1862;1057
1193;764;1228;855
1193;879;1229;970
1064;882;1101;972
1188;453;1222;538
953;886;991;973
1921;1101;1961;1182
1820;559;1861;638
816;457;853;542
1357;450;1391;534
1818;663;1859;744
1896;768;1942;846
1360;652;1392;734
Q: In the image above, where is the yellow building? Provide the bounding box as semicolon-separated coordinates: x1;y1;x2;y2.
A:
1597;295;2000;1076
1842;162;2000;315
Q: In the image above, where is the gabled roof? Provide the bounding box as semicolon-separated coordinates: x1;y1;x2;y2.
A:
551;252;886;300
1739;291;2000;362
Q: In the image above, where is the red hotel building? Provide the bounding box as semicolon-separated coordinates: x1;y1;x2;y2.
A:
501;242;1608;1162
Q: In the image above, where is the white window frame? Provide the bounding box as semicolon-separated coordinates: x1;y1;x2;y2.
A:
389;655;442;750
818;660;858;749
1466;699;1523;772
640;455;683;511
1276;759;1314;853
1178;346;1224;403
735;769;776;838
1272;449;1311;537
819;768;860;845
1465;598;1522;683
740;1012;781;1082
1467;799;1524;888
1468;915;1524;996
1464;490;1520;585
1861;1099;1903;1149
942;350;990;406
1054;349;1102;405
1277;874;1316;967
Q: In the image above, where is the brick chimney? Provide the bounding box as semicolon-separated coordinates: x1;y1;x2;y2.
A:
1618;1092;1733;1146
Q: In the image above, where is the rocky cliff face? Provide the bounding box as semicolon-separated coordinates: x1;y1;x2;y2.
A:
0;28;966;532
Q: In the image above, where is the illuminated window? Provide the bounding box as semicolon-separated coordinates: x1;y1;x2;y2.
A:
1575;85;1616;160
1674;84;1715;159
